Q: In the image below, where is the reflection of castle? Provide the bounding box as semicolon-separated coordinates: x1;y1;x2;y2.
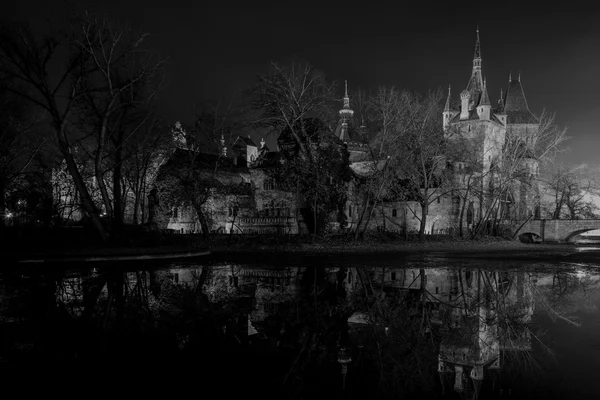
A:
366;267;534;399
54;264;535;394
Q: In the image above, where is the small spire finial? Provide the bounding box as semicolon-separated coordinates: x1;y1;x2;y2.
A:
518;71;521;82
500;88;503;99
220;131;227;157
509;72;512;82
344;80;348;97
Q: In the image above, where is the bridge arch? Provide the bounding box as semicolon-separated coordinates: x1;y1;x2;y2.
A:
517;232;542;243
564;228;600;243
513;219;600;243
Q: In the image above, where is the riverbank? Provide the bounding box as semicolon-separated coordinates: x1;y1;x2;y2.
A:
7;232;590;264
210;235;580;259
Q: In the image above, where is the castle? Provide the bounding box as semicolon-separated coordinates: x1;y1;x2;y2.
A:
52;29;542;236
348;29;543;235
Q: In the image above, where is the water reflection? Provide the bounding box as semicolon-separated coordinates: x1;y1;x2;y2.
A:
1;260;600;398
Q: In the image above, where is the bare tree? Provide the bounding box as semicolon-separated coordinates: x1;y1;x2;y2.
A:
0;12;167;241
475;111;568;238
544;163;600;220
395;90;450;239
248;60;337;163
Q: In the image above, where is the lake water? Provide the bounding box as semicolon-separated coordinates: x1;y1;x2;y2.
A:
2;248;600;399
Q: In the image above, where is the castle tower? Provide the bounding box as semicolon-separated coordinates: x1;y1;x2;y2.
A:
476;78;491;120
338;80;354;142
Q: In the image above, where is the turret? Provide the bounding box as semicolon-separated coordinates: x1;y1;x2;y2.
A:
443;85;458;131
460;90;470;120
220;132;227;157
476;78;491;120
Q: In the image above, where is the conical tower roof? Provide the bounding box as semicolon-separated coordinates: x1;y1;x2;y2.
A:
444;85;454;112
478;79;491;106
504;76;538;123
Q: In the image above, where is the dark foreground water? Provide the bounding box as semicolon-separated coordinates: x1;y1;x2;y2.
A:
2;248;600;399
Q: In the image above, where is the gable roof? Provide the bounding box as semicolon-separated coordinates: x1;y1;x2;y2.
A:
234;136;258;147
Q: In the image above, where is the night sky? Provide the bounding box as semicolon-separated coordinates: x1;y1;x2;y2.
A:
6;1;600;165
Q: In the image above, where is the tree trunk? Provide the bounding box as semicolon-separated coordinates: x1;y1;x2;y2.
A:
194;204;210;238
354;195;370;240
95;151;113;221
62;148;109;241
458;184;472;237
112;146;123;238
403;207;408;241
419;202;427;241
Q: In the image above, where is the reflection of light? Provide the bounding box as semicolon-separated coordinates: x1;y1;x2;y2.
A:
5;211;12;219
575;247;600;252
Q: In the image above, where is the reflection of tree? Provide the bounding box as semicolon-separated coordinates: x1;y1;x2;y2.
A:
348;277;439;398
5;263;598;398
533;268;600;327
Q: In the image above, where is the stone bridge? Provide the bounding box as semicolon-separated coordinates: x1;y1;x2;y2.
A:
514;219;600;243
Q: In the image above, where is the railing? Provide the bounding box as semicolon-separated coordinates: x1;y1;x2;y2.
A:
237;217;294;225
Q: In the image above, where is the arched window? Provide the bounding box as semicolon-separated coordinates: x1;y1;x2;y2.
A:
392;209;397;217
348;206;352;217
173;207;178;219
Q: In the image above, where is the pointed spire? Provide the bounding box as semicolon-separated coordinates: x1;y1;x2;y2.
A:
497;88;505;112
260;137;265;149
479;78;490;106
518;71;521;82
509;72;512;82
474;26;481;60
444;85;452;112
467;28;483;100
339;79;354;123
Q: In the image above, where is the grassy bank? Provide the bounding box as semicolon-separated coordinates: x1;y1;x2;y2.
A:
5;226;582;261
208;233;577;256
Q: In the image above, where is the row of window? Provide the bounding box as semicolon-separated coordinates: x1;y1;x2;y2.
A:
263;179;280;190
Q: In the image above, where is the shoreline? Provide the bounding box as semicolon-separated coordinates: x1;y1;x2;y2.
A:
9;237;597;265
211;239;581;256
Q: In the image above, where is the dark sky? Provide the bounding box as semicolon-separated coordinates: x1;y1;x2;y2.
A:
6;1;600;165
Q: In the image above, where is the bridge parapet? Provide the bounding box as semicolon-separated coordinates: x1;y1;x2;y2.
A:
514;219;600;243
